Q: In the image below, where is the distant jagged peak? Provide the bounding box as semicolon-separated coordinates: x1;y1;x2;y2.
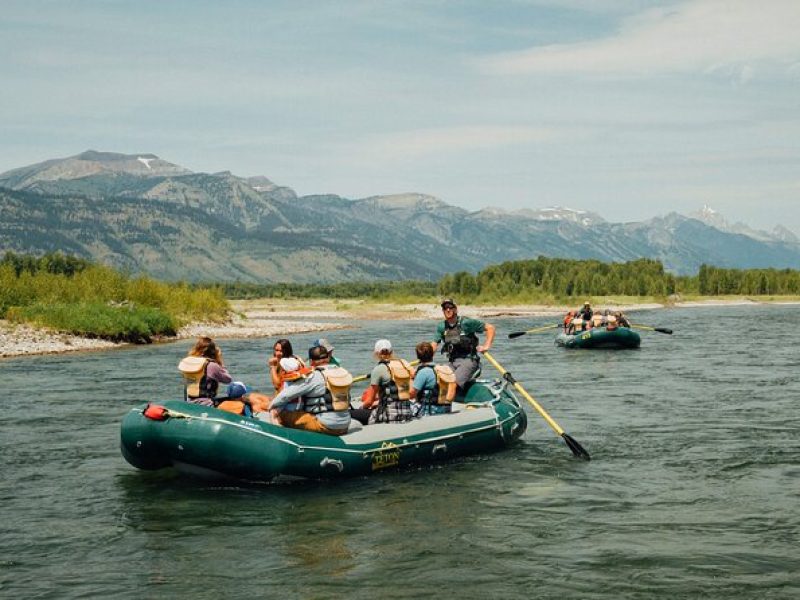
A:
690;204;728;229
359;193;453;211
772;224;799;244
689;204;797;243
515;206;607;227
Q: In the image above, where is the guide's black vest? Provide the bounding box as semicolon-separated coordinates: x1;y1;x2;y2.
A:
441;317;479;360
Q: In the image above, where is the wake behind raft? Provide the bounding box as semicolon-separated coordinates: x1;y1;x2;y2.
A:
120;379;527;481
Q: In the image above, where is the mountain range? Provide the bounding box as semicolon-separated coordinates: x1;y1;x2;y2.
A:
1;150;799;282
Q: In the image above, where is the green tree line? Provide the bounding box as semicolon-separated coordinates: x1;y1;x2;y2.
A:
437;257;681;302
697;264;800;295
1;252;229;342
436;257;800;302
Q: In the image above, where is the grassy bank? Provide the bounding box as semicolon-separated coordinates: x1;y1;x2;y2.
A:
1;252;229;342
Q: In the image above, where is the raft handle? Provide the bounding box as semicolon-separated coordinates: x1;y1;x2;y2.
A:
320;457;344;473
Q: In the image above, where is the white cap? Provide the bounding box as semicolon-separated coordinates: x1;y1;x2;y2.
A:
279;357;301;372
374;339;392;354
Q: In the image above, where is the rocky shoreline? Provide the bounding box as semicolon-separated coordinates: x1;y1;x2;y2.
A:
0;310;347;360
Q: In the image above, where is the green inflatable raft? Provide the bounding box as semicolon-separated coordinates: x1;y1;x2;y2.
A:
555;326;641;349
120;379;527;481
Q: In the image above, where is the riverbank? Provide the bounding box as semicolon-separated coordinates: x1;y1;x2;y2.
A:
3;296;798;359
0;305;346;358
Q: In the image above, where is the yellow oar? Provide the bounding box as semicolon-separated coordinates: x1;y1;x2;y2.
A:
352;359;420;383
508;323;560;339
483;351;590;461
630;324;673;335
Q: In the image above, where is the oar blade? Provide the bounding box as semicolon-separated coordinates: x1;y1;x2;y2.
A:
508;331;527;339
562;433;591;461
654;327;673;335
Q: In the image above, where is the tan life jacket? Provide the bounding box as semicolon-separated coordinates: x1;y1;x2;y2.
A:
383;358;414;402
178;356;211;399
433;364;456;405
592;314;604;328
319;366;353;412
606;315;618;330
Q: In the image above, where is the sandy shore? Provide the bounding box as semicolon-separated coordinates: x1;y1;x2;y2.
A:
2;296;797;359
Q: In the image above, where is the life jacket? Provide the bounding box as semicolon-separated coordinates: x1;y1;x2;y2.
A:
303;367;353;414
178;356;218;401
592;314;605;328
415;363;456;406
570;318;583;334
441;317;479;360
563;312;574;330
606;315;618;331
279;356;310;384
373;359;414;423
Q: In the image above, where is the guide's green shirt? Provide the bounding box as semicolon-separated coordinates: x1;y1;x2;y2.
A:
435;316;486;342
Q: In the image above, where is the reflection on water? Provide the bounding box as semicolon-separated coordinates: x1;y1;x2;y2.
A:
2;306;800;598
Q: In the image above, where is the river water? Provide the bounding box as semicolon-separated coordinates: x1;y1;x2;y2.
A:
1;305;798;599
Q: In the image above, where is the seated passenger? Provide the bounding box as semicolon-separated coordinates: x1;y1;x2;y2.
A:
267;348;351;436
354;339;414;425
311;338;341;367
267;338;306;392
180;336;232;406
179;336;268;414
563;311;575;332
615;311;631;328
410;342;456;416
568;317;583;335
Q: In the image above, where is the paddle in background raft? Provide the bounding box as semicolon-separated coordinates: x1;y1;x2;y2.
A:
483;351;590;461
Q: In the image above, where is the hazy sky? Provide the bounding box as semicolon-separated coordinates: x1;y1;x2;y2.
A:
2;0;799;232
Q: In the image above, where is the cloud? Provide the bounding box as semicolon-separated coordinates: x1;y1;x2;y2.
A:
482;0;800;76
358;125;562;160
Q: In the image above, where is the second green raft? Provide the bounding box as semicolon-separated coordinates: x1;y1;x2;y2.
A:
555;326;641;349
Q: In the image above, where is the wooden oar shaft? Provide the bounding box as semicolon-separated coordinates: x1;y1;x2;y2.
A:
483;352;564;435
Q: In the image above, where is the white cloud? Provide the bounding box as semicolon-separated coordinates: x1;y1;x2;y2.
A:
482;0;800;76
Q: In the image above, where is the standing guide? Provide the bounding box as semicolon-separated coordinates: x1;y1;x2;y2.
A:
431;298;495;392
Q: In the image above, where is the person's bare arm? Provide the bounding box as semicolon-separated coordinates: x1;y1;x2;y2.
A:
477;323;495;353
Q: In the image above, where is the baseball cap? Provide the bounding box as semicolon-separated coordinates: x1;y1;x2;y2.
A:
313;338;334;352
227;381;248;398
374;339;392;354
440;298;457;309
279;357;301;372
